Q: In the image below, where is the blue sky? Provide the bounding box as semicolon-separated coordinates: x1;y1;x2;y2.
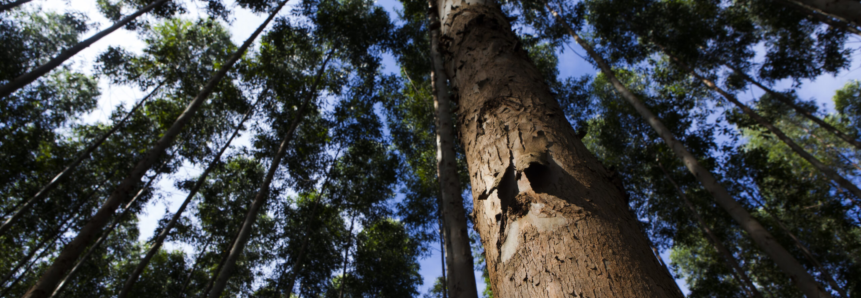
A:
28;0;861;295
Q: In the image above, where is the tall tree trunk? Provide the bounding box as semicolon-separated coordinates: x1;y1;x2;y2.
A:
50;165;166;298
20;3;283;296
438;206;449;298
748;188;849;298
546;5;831;298
206;45;332;298
0;83;163;238
662;48;861;201
773;0;861;36
116;90;264;298
726;65;861;151
428;3;479;296
338;214;355;298
435;0;682;296
656;161;763;298
282;146;343;298
175;238;213;298
775;0;861;28
0;0;32;14
0;0;171;98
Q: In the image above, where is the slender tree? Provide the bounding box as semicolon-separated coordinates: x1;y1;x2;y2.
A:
545;4;831;297
426;1;478;296
775;0;861;27
726;65;861;151
656;161;763;298
0;0;173;98
659;47;861;201
115;92;264;298
0;83;163;238
0;0;31;13
206;46;333;298
19;2;286;296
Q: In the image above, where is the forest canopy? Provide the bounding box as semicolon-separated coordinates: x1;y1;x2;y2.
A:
0;0;859;296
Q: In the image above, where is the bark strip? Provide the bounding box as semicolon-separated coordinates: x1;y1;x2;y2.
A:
20;3;281;295
547;5;830;298
0;83;163;238
0;0;172;98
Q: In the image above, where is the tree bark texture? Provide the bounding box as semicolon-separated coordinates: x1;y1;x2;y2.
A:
206;43;330;298
428;3;479;296
116;93;262;298
20;2;281;295
656;162;763;298
546;6;831;298
0;83;163;238
436;1;683;296
0;0;171;98
726;65;861;151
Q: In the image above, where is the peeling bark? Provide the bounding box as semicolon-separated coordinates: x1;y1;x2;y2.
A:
436;1;683;296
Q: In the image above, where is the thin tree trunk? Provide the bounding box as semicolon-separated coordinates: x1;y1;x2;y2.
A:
282;146;344;298
0;212;79;288
20;4;280;296
0;0;172;98
776;0;861;28
50;166;166;298
338;214;355;298
201;231;241;296
0;83;163;238
726;65;861;151
175;237;213;298
748;188;849;298
116;90;264;298
206;43;332;298
438;208;448;298
546;4;830;297
663;48;861;201
773;0;861;36
427;1;479;296
0;0;32;13
656;161;763;298
0;237;70;297
434;0;683;295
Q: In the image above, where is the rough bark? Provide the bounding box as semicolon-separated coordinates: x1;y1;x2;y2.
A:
206;46;331;298
546;5;831;298
656;161;763;298
0;0;171;98
435;1;683;296
116;93;262;298
726;65;861;151
666;51;861;202
776;0;861;27
0;0;32;13
428;2;479;296
0;83;163;238
20;3;280;295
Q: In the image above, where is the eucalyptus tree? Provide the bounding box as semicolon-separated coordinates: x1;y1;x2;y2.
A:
20;1;287;294
0;0;185;98
339;219;423;298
